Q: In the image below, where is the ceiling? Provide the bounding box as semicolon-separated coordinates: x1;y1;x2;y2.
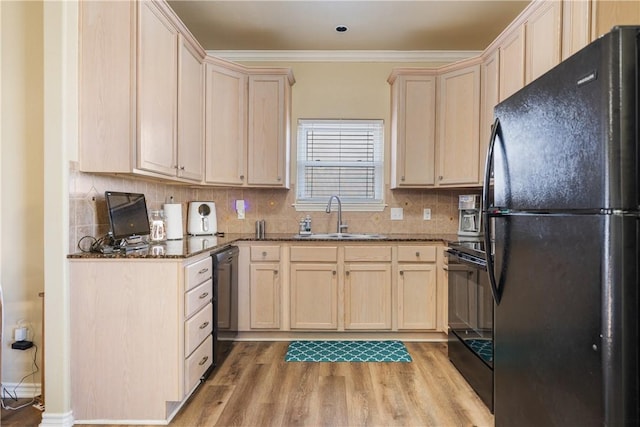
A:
168;1;532;53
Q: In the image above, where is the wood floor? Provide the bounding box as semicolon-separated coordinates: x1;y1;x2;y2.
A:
4;341;494;427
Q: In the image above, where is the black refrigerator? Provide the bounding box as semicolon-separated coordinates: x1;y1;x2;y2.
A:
483;26;639;426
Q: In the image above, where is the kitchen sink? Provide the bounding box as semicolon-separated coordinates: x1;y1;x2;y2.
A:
293;232;387;240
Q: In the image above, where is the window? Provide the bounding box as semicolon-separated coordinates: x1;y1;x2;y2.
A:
295;119;384;211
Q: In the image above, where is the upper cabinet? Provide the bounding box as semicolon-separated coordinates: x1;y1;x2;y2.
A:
388;70;437;188
247;72;294;188
497;25;525;102
79;0;206;183
524;0;562;84
479;47;499;184
204;64;294;188
436;60;481;186
137;1;179;177
204;60;247;186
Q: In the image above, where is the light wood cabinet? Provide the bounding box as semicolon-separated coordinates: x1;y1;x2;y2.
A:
204;60;247;186
248;245;281;329
177;35;205;181
479;47;499;184
436;60;482;186
397;248;438;330
344;246;392;330
525;0;562;84
79;0;205;182
137;0;179;177
290;246;339;329
247;73;292;187
388;70;437;188
498;24;525;101
563;0;640;60
70;254;213;423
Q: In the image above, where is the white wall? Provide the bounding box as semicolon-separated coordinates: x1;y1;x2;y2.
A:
0;0;45;397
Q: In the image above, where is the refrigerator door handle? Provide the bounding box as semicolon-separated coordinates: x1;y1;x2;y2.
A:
483;117;502;305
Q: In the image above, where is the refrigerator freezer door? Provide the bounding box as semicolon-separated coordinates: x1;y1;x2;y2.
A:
493;213;639;426
493;27;639;212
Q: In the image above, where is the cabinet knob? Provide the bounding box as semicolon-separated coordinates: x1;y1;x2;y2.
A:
346;271;350;276
277;176;282;181
401;176;405;181
199;321;210;330
198;356;209;366
179;165;185;170
400;271;404;276
415;251;420;257
262;251;267;257
240;175;245;180
438;175;443;180
274;270;278;275
332;270;337;275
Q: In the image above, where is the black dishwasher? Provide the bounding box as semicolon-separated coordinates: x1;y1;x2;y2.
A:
210;246;238;371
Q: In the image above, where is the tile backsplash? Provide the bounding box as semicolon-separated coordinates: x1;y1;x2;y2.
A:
69;162;474;252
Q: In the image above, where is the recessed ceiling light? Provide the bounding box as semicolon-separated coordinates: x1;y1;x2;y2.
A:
335;25;348;33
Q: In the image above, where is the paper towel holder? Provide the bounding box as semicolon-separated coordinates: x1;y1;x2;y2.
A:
163;203;184;240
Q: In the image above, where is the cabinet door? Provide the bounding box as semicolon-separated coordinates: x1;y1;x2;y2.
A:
177;35;204;181
436;64;481;186
525;0;562;84
79;1;135;173
204;63;246;186
344;264;392;330
479;49;499;184
390;74;436;187
247;74;288;187
249;263;280;329
499;26;525;101
137;1;178;176
290;263;338;329
561;0;591;60
397;264;437;330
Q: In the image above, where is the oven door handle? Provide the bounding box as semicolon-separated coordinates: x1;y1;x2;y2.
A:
483;117;502;305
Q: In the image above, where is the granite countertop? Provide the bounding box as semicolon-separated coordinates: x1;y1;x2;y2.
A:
67;233;464;259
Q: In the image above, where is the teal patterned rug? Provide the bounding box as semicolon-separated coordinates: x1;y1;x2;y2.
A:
285;340;412;362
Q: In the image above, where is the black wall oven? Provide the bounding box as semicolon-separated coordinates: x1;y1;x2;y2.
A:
446;242;494;411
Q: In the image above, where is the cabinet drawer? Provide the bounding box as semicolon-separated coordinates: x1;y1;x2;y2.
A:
185;334;213;394
290;246;337;262
185;303;213;357
185;279;213;319
344;246;391;262
250;245;280;261
185;257;213;291
398;245;437;262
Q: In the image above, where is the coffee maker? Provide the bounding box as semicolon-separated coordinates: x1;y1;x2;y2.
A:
458;194;482;236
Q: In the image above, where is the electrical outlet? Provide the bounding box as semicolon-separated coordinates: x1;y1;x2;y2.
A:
391;207;403;220
14;326;28;341
423;208;432;220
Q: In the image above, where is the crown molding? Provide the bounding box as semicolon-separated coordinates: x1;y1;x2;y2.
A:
206;50;482;63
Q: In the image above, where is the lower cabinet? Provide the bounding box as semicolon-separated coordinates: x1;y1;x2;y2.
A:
249;245;281;329
290;246;339;329
69;253;213;423
397;246;438;330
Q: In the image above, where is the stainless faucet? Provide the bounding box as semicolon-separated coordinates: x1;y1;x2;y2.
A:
325;195;348;233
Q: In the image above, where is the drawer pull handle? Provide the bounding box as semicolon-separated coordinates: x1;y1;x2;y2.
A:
199;356;209;366
198;268;209;274
262;251;267;257
415;251;420;257
199;321;210;329
199;292;209;299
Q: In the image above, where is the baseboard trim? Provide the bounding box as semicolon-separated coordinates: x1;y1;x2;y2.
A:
1;381;41;399
39;410;74;427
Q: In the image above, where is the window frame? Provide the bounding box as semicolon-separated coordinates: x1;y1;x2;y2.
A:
294;119;386;212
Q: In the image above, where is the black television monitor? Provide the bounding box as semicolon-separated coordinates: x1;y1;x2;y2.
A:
105;191;150;241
